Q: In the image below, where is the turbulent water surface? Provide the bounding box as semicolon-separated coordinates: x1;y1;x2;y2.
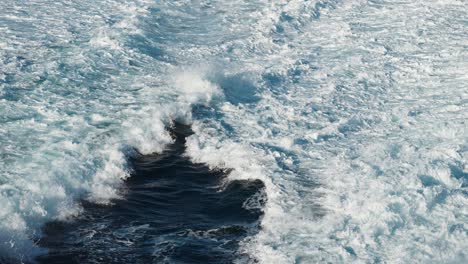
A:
36;123;265;263
0;0;467;263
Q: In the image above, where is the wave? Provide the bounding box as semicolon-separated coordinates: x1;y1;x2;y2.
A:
1;0;467;263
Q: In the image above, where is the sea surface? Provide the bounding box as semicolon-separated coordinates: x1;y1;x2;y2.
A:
0;0;467;263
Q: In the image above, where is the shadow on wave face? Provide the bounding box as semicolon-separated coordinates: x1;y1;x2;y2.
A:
35;122;265;264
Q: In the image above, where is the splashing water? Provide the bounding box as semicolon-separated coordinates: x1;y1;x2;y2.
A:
0;0;467;263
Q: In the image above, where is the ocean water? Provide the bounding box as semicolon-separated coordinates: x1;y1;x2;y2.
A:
0;0;467;263
36;123;265;263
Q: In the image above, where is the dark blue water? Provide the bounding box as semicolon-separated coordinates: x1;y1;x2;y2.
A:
35;123;265;264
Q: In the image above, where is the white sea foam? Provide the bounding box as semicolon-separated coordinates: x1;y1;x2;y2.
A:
0;0;221;261
180;0;467;263
1;0;467;263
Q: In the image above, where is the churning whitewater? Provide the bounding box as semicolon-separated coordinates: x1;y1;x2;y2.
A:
0;0;467;263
